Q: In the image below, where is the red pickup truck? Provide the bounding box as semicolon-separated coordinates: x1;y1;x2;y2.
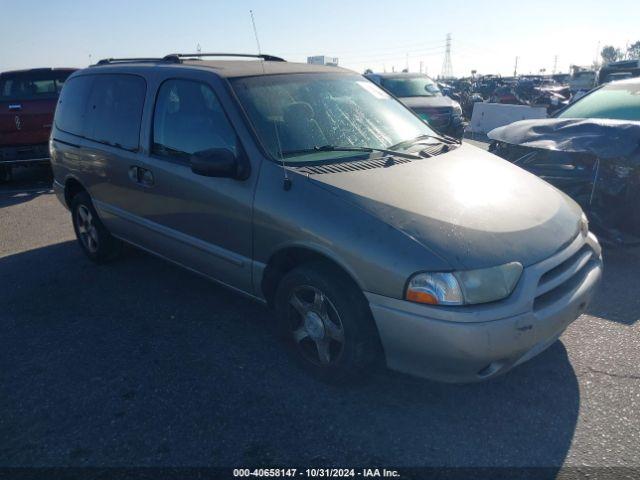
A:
0;68;76;182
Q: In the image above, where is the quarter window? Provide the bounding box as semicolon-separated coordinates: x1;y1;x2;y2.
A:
55;75;93;137
152;79;237;159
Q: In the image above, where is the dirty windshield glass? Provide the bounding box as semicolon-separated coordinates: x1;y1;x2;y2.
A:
558;82;640;121
231;73;435;162
380;76;442;98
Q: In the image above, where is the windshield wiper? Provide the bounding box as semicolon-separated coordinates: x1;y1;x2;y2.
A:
390;133;461;150
282;145;422;160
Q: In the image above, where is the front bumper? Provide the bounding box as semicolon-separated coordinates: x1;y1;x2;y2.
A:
0;143;50;166
366;232;602;383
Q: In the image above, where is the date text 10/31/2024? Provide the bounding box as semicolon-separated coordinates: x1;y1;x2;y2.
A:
232;468;401;478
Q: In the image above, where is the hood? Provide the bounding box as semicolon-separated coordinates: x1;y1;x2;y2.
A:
398;95;456;110
488;118;640;160
307;144;583;270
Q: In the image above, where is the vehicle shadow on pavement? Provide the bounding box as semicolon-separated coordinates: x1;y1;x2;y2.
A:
0;166;52;209
0;241;579;470
585;247;640;325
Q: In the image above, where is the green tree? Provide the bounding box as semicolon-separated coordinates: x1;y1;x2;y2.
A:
601;45;622;64
627;41;640;60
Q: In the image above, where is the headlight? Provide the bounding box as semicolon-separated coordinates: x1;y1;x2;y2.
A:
452;103;462;116
580;212;589;237
406;262;523;306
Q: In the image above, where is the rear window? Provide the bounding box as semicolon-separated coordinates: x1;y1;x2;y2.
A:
55;73;146;151
0;70;72;100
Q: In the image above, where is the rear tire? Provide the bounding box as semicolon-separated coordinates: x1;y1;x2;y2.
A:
71;191;122;263
274;262;379;383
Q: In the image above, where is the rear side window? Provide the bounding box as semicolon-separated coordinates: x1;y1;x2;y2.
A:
55;74;146;151
85;74;146;150
55;75;93;136
152;79;237;159
0;70;72;100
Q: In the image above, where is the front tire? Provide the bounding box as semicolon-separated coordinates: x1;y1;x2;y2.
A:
71;191;122;263
274;262;379;383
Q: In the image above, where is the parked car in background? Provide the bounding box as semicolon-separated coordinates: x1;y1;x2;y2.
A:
51;54;601;383
568;68;596;97
0;68;76;182
365;72;466;138
489;77;640;245
597;59;640;85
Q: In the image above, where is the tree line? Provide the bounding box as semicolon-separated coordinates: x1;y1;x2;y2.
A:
601;41;640;64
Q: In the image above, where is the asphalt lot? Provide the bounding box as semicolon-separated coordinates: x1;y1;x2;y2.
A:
1;165;639;471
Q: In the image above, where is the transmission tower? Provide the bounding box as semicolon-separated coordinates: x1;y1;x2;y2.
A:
441;33;453;79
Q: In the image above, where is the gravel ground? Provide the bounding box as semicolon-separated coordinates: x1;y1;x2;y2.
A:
1;166;639;472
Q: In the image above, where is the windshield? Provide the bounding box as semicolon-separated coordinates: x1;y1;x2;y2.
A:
231;73;436;162
0;70;72;101
379;76;442;98
558;82;640;121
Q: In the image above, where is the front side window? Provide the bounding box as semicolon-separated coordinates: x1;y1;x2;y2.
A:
231;73;436;163
380;76;442;98
152;79;237;159
558;82;640;121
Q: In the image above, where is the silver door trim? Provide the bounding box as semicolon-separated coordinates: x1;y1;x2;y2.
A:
93;199;247;267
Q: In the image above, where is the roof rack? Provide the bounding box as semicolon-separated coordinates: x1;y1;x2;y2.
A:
93;57;181;66
163;53;286;62
92;53;286;67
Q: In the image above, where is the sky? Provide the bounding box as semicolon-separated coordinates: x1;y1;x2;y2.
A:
1;0;638;77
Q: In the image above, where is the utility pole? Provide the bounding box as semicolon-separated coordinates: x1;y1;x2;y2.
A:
405;53;409;72
513;56;519;77
553;55;558;75
419;61;423;73
441;33;453;79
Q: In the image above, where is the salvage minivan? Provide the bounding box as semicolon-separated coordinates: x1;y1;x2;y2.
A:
50;54;603;383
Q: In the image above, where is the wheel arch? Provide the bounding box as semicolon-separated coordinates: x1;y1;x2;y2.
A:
260;244;365;309
63;175;87;208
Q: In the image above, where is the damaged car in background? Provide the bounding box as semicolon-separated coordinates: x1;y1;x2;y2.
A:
489;78;640;245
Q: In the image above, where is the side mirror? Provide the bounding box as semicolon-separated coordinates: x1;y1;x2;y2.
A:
190;148;248;179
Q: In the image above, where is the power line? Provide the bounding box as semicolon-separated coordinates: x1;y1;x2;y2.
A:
277;38;447;57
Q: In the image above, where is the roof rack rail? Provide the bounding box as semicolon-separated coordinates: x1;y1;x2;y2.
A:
163;53;286;62
93;57;181;66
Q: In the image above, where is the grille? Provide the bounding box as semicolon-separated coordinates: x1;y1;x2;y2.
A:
533;243;594;311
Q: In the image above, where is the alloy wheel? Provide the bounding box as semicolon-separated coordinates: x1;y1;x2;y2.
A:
288;285;346;366
76;204;99;253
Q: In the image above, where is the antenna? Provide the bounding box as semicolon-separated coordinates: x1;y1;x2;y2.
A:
250;10;262;55
249;10;290;190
